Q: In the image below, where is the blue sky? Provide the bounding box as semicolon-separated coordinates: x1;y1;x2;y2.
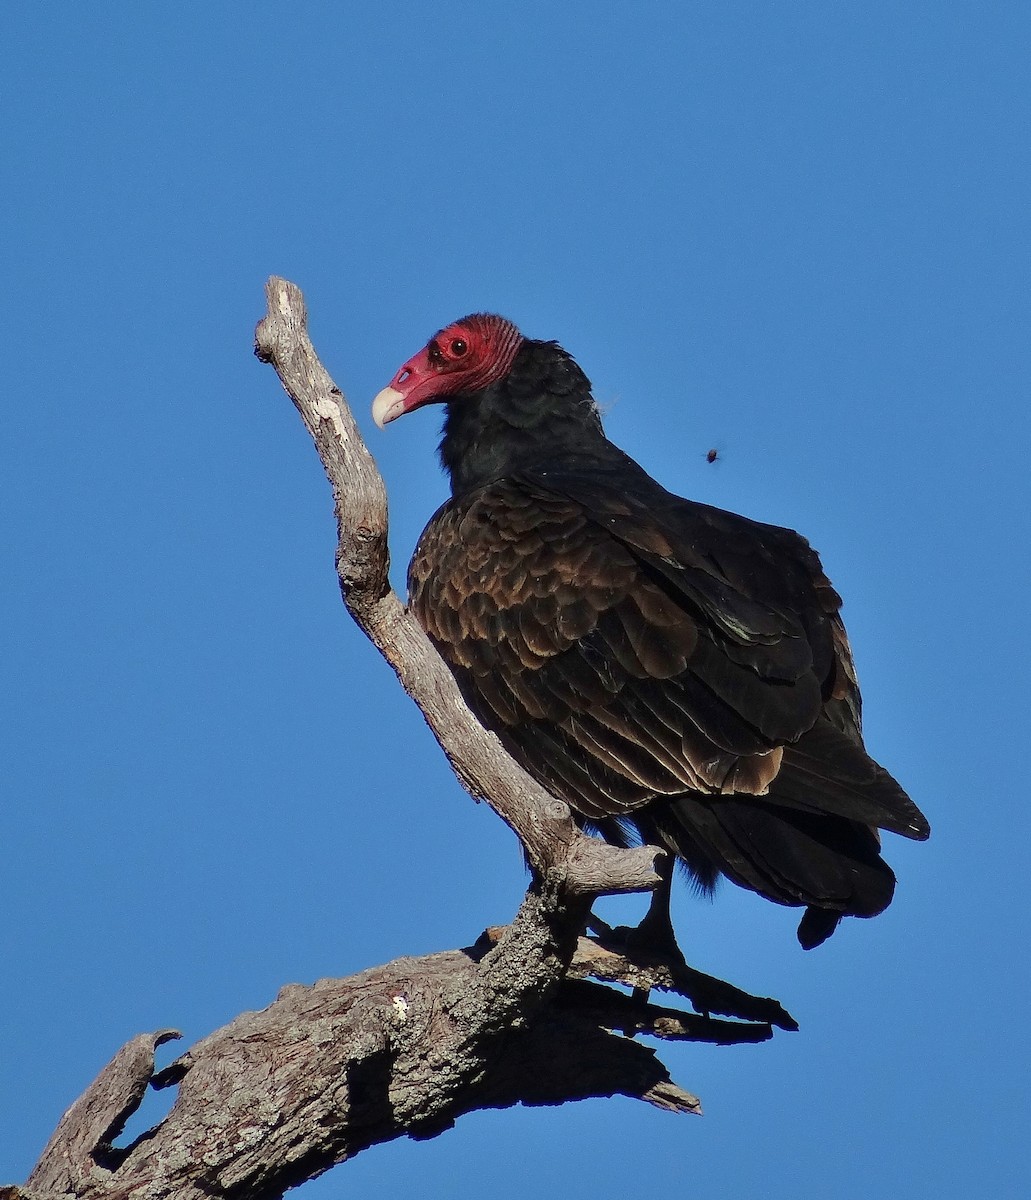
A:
3;3;1029;1195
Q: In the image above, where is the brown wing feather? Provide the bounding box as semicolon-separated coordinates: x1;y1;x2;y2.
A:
409;478;831;820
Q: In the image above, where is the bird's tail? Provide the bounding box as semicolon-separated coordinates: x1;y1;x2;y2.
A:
641;717;929;947
649;794;899;949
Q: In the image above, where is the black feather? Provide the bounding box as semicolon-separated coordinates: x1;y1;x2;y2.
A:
403;330;929;947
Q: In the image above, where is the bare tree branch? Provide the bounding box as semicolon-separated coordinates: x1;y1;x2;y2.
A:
20;884;710;1200
8;279;787;1200
252;277;662;896
569;935;798;1031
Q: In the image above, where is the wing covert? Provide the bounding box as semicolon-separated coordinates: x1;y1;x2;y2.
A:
409;474;836;819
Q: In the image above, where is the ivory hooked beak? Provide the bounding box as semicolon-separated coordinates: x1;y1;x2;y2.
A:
372;386;406;429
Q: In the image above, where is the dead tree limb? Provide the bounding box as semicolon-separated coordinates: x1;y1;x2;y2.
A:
250;278;661;895
9;278;787;1200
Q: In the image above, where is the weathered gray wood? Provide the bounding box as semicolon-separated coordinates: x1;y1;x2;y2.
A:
28;1031;181;1194
252;277;662;897
20;887;707;1200
8;279;779;1200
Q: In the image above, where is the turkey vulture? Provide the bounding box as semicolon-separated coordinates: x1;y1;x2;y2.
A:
373;314;929;949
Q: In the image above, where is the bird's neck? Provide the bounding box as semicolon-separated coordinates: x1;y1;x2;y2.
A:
438;339;610;496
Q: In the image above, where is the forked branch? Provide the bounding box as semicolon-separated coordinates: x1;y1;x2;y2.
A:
8;279;784;1200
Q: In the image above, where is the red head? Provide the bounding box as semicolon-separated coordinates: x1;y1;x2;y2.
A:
372;314;524;428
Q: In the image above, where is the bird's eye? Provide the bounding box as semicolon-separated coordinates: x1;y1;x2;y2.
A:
450;338;468;357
